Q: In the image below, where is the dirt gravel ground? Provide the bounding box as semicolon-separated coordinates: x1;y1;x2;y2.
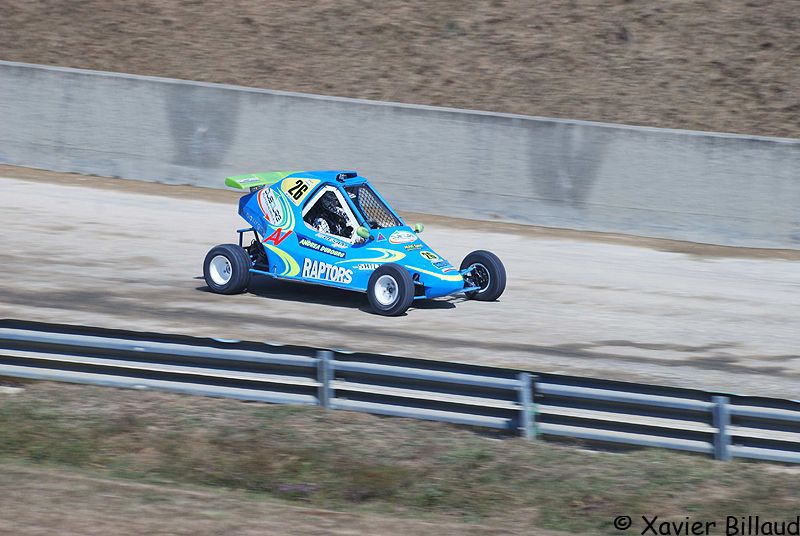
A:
1;166;798;398
0;0;798;138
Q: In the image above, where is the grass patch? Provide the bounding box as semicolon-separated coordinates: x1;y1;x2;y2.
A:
1;382;799;533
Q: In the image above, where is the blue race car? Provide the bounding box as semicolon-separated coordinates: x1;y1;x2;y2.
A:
203;170;506;315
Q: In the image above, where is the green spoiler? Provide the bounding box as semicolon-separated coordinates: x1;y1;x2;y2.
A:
224;171;302;190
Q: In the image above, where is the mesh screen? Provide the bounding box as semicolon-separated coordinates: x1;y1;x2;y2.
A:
347;185;400;229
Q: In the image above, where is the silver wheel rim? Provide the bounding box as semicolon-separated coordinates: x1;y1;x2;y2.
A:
374;274;399;306
209;255;233;285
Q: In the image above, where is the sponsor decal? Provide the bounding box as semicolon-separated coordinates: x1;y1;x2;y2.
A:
356;263;380;271
377;233;386;242
442;267;457;273
302;258;353;284
298;236;346;258
403;243;422;251
281;177;320;205
243;211;265;237
263;227;293;246
418;250;452;270
238;177;263;184
314;233;348;249
258;187;283;224
389;230;417;244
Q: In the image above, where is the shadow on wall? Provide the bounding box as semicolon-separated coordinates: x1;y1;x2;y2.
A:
165;84;240;169
528;122;609;207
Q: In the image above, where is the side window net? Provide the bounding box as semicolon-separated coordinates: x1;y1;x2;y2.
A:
348;185;400;229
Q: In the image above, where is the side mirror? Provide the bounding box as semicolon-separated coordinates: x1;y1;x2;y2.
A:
413;223;425;234
356;226;371;240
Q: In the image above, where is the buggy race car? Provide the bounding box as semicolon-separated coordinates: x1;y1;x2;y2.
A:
203;170;506;315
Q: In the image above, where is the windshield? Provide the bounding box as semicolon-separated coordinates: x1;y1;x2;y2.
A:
345;184;401;229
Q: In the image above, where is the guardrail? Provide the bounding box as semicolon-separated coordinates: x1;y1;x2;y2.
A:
1;320;798;464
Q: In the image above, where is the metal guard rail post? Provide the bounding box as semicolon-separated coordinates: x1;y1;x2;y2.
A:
1;322;799;463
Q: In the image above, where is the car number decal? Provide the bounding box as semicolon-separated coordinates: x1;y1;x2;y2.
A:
281;178;320;205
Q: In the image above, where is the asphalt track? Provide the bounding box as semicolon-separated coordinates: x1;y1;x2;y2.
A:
1;168;798;398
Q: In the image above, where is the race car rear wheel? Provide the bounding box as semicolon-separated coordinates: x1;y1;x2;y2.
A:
367;263;415;316
203;244;252;295
460;250;506;301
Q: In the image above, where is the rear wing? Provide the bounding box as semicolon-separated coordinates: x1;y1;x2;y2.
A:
224;171;301;190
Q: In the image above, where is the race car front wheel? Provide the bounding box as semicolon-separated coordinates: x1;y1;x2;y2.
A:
460;250;506;301
203;244;252;295
367;263;415;316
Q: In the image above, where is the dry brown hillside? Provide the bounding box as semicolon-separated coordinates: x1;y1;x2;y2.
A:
1;0;798;137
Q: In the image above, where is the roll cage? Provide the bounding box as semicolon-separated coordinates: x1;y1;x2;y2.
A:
301;179;405;235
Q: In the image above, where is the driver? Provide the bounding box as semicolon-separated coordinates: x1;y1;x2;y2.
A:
308;192;353;239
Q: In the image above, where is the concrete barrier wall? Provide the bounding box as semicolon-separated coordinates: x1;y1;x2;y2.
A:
1;60;798;248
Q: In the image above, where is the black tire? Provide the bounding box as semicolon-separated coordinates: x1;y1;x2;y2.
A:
460;250;506;301
367;263;415;316
203;244;252;295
